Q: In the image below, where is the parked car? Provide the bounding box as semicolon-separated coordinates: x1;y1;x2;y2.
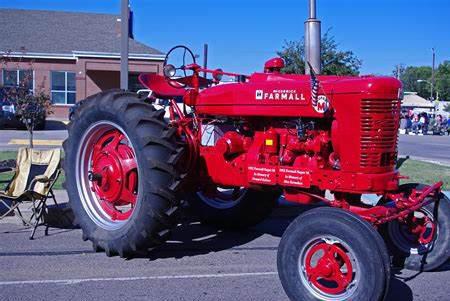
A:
0;87;46;130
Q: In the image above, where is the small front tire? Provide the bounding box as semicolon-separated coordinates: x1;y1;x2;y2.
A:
381;183;450;271
278;207;390;301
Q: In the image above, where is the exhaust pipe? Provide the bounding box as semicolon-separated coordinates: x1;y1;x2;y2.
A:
305;0;321;74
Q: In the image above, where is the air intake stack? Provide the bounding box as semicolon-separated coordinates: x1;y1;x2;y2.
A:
305;0;321;74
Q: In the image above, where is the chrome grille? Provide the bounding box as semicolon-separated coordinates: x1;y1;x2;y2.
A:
360;99;400;169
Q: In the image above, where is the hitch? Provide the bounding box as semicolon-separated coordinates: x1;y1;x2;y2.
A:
349;181;443;225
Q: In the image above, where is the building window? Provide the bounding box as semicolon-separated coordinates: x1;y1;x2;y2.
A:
128;73;146;92
51;71;76;105
2;69;34;91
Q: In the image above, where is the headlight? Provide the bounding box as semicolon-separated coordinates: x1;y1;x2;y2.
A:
163;64;177;78
1;105;15;113
213;69;223;82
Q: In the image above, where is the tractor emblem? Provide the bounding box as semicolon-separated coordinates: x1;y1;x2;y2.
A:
256;90;264;100
313;95;329;113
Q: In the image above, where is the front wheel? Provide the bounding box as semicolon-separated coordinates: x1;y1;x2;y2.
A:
381;183;450;271
187;187;279;229
278;207;390;301
64;90;185;257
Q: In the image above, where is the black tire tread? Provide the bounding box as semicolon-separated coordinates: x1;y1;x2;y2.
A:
64;90;185;258
277;207;390;301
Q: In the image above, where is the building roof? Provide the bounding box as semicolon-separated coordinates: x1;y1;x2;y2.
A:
0;8;164;60
402;92;435;108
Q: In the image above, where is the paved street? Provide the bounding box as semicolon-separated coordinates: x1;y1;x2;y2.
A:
398;134;450;165
0;198;449;301
0;121;67;151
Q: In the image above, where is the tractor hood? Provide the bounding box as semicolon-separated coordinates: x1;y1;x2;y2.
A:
195;73;401;117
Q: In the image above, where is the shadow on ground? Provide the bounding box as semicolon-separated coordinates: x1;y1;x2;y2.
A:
3;202;449;300
386;277;414;301
146;215;294;261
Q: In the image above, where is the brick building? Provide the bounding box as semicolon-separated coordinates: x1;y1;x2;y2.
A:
0;9;164;118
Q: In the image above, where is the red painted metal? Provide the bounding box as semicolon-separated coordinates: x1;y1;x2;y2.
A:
304;242;354;295
264;57;285;73
407;214;436;245
139;51;443;232
90;129;138;221
138;74;185;98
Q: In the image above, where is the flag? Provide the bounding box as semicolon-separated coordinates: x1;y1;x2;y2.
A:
308;62;319;106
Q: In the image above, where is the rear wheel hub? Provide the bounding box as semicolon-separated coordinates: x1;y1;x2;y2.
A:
89;129;138;221
77;122;139;229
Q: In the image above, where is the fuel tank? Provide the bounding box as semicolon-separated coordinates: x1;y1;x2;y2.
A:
195;73;402;118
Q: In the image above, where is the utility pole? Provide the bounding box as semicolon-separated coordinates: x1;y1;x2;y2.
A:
120;0;129;90
431;48;435;100
305;0;321;74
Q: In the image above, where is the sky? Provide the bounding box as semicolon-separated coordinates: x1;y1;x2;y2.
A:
1;0;449;75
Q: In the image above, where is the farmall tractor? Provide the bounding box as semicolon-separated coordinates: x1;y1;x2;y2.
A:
64;45;450;301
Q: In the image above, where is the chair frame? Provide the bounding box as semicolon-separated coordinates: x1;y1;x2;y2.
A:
0;159;62;239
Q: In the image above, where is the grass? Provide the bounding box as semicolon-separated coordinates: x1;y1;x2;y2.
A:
399;159;450;190
0;151;65;191
0;151;448;192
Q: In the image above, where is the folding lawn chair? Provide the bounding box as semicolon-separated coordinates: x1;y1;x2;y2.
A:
0;147;62;239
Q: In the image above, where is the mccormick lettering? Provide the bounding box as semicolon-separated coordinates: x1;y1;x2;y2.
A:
255;89;306;101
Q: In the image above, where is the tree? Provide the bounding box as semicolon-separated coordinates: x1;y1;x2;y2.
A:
1;51;52;148
396;66;432;99
435;61;450;101
277;29;362;75
392;64;406;79
15;89;51;148
394;62;450;101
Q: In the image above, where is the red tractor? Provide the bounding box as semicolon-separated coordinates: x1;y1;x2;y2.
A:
64;45;449;301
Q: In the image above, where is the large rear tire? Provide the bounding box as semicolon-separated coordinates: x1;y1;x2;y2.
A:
381;183;450;271
64;90;185;257
278;207;390;301
187;187;279;229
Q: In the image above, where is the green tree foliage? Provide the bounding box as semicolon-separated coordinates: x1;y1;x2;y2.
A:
395;61;450;101
277;30;362;75
1;52;52;148
435;61;450;101
397;66;432;99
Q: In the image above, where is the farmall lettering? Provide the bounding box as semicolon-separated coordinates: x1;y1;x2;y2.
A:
255;89;306;101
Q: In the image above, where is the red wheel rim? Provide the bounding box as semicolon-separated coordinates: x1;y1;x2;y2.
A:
388;208;437;255
89;129;138;221
77;121;140;229
302;239;356;297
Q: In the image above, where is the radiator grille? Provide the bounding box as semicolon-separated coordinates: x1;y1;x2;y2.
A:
360;99;400;169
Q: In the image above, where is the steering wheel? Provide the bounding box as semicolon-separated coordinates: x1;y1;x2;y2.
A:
163;45;196;89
